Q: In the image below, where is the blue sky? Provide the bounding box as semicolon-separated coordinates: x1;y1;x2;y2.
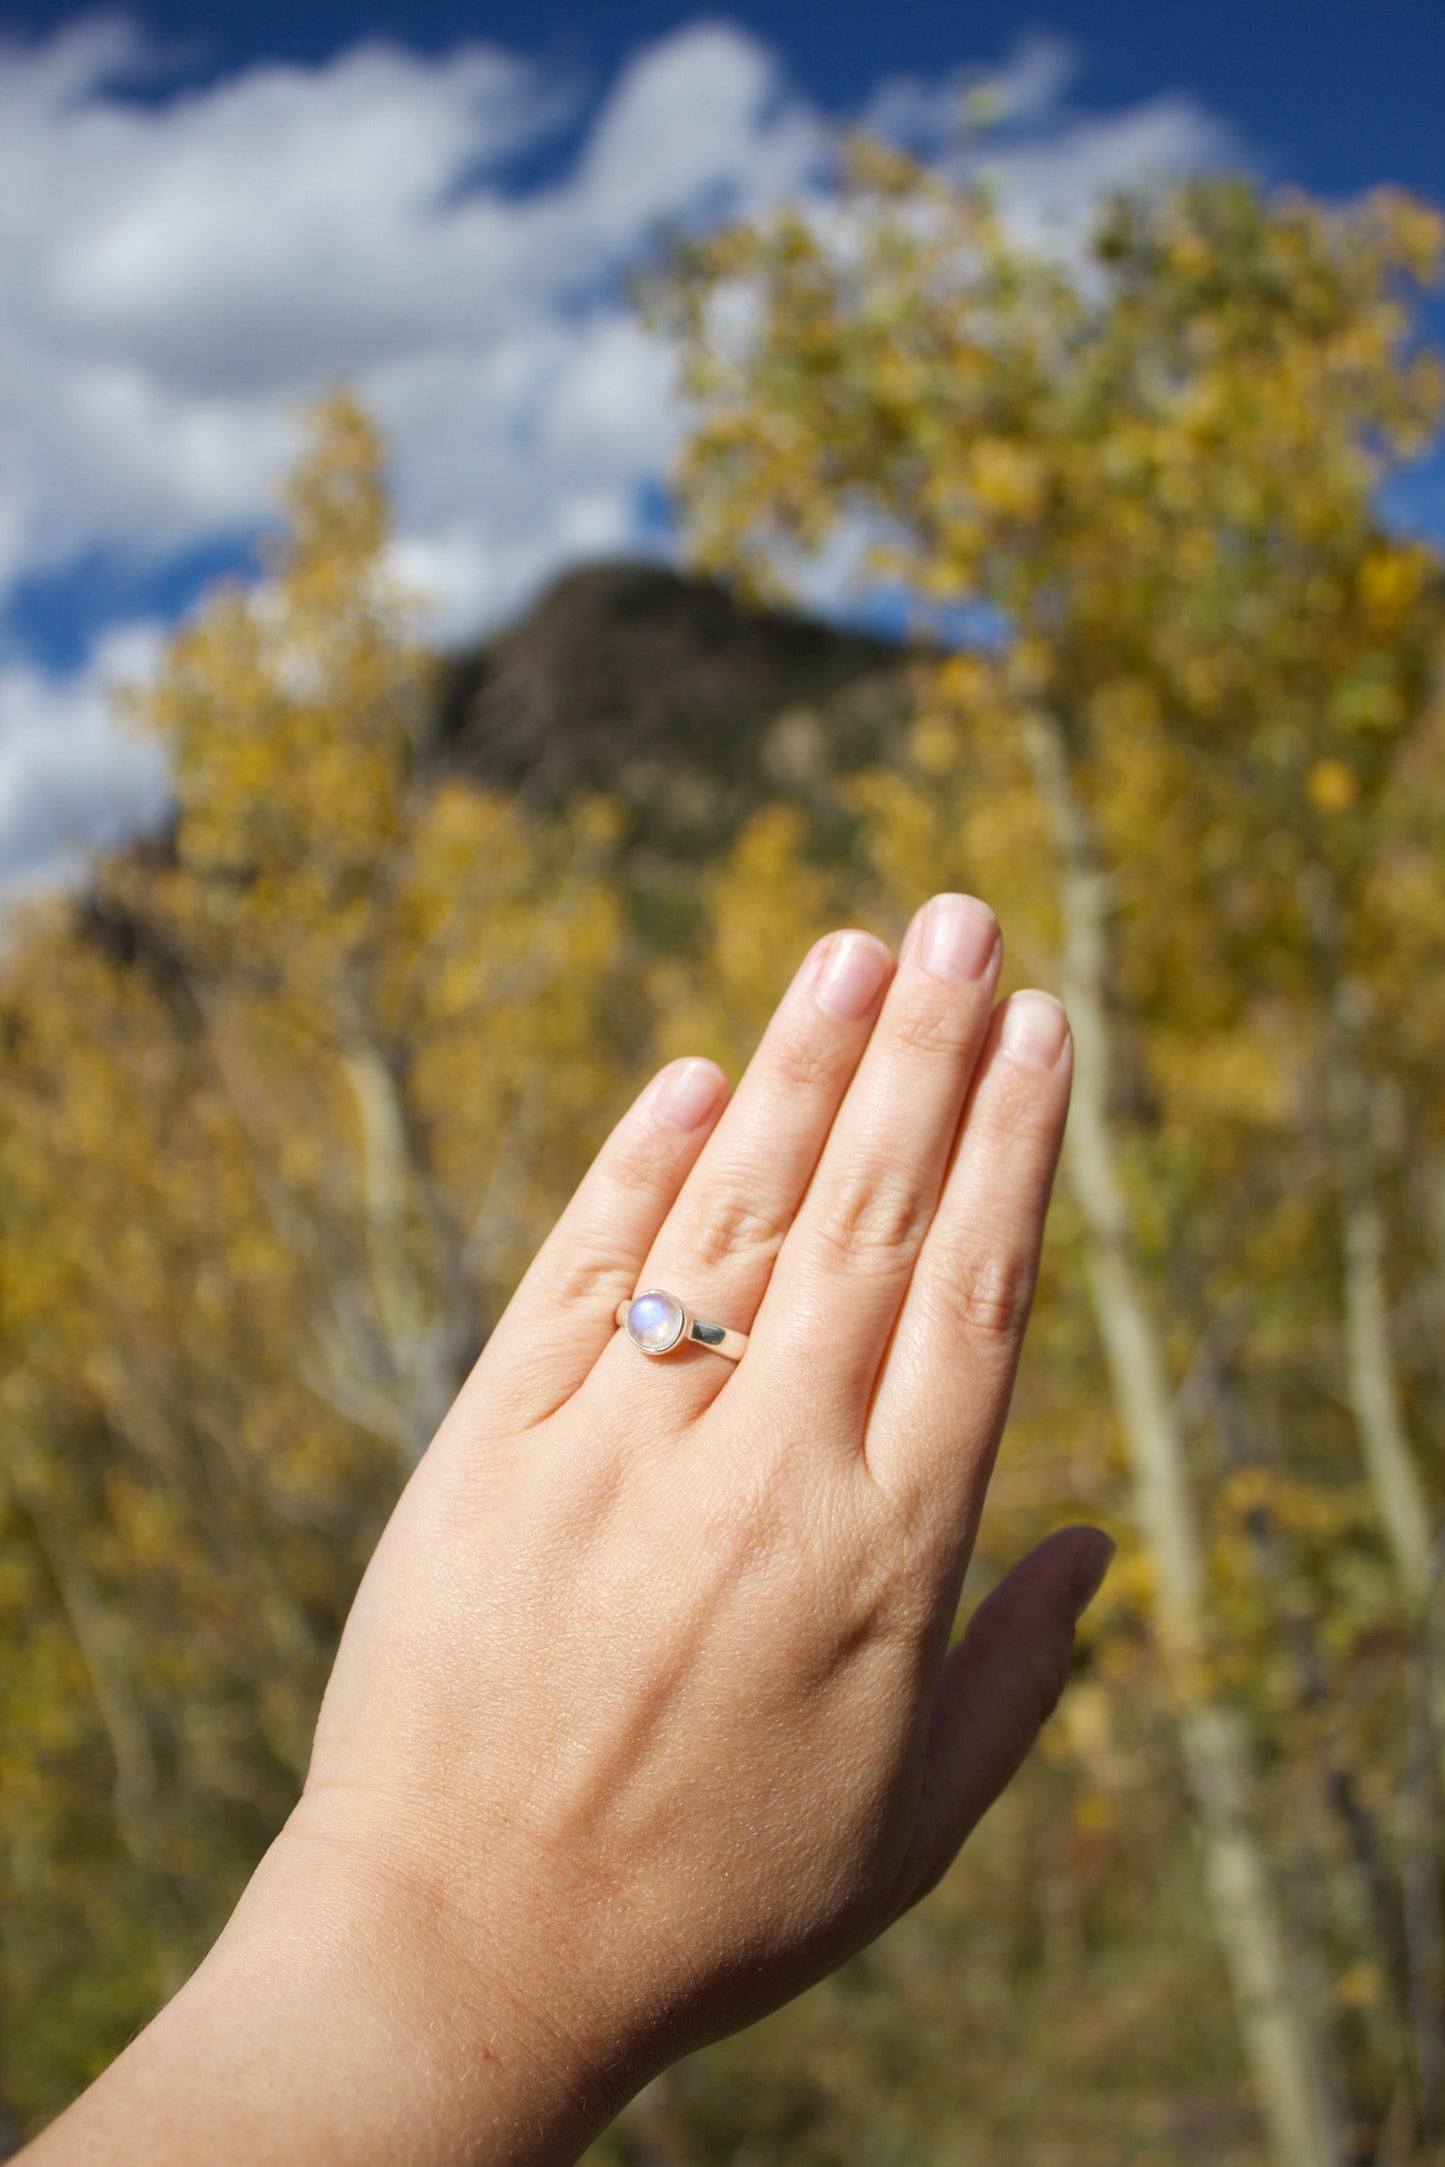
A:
0;2;1441;895
7;0;1444;203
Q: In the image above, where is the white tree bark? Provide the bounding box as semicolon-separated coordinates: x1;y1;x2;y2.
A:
8;1444;194;1998
1327;1019;1437;1603
1326;1012;1445;2121
1024;709;1341;2167
343;1042;467;1460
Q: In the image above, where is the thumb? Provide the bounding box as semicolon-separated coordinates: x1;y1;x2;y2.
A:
894;1525;1115;1918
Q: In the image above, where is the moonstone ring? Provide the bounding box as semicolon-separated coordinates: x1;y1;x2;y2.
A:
615;1288;749;1362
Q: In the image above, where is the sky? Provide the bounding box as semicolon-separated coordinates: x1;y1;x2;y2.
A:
0;1;1442;899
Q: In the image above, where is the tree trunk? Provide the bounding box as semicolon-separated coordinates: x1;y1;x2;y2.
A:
1399;1666;1445;2137
1327;1019;1437;1604
1024;708;1342;2167
1326;1001;1445;2130
9;1453;195;1999
343;1041;471;1461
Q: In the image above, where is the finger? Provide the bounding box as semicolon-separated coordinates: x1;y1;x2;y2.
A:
749;894;1002;1428
892;1527;1114;1918
475;1055;729;1423
863;989;1072;1523
591;926;894;1412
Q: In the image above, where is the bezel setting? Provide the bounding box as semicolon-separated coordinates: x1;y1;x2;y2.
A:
623;1288;688;1355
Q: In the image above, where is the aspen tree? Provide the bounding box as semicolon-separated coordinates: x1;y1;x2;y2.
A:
655;156;1445;2166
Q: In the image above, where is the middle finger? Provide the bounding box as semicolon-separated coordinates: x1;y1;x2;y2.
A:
750;893;1001;1424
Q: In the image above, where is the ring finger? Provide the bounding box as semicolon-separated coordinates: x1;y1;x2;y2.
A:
589;923;895;1411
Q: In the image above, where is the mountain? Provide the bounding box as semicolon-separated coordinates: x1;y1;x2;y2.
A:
72;561;914;974
433;561;912;857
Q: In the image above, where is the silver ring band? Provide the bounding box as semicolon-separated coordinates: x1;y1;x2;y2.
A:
616;1288;748;1362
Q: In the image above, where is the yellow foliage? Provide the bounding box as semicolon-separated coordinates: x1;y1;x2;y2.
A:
1308;757;1360;812
0;394;635;2121
651;152;1445;2152
650;802;841;1075
7;156;1445;2153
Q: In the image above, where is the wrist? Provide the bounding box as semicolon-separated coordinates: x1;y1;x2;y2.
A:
29;1801;638;2167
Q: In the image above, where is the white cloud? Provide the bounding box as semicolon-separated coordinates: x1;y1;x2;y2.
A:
0;15;1230;889
573;23;820;236
864;31;1080;150
0;17;819;606
978;97;1229;249
863;32;1228;250
0;622;168;910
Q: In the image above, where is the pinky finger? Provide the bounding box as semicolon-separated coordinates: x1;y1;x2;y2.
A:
470;1056;729;1425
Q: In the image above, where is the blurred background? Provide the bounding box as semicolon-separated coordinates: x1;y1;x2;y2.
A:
2;4;1444;2162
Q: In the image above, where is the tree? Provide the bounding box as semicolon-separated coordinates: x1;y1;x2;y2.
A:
0;396;633;2124
654;152;1445;2163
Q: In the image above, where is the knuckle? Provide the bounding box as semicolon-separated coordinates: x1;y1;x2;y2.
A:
766;1026;847;1097
1023;1635;1074;1730
966;1605;1072;1730
546;1243;635;1314
684;1182;791;1272
869;1477;948;1582
979;1063;1066;1151
811;1166;931;1274
604;1115;702;1205
849;1537;930;1641
705;1482;776;1577
931;1241;1036;1342
887;996;974;1061
602;1126;666;1197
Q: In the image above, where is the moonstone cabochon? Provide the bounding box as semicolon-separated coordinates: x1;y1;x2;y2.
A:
625;1290;686;1353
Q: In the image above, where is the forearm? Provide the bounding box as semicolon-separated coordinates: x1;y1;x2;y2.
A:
21;1815;619;2167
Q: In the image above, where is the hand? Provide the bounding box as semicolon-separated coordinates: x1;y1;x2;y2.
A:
29;895;1110;2167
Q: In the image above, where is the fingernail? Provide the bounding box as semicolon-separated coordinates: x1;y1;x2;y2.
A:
653;1057;726;1132
1000;990;1069;1069
1069;1531;1116;1623
919;894;999;984
816;931;892;1021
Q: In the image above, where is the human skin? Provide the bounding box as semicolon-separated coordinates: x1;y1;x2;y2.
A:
25;893;1112;2167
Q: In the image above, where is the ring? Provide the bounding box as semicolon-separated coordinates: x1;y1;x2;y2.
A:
615;1288;748;1362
